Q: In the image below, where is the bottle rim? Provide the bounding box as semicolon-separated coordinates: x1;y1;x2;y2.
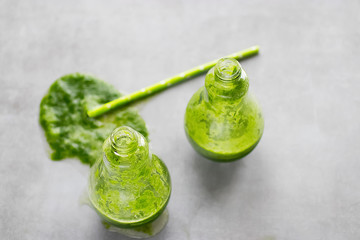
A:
110;126;139;157
214;58;242;81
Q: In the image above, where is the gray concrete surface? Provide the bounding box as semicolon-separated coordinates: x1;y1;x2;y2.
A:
1;0;360;239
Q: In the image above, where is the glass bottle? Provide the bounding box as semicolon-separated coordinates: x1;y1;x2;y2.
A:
184;58;264;162
88;126;171;238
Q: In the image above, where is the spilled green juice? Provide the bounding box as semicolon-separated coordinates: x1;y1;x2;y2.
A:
39;73;148;165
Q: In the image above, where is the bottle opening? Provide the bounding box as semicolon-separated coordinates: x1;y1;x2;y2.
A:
215;58;241;81
111;126;138;156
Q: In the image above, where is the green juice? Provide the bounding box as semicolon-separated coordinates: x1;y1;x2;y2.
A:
39;73;148;165
184;58;264;161
88;127;171;235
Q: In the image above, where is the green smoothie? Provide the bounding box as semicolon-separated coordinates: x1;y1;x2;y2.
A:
184;58;264;161
39;73;148;165
88;126;171;230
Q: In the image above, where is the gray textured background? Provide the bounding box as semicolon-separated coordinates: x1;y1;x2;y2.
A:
1;0;360;239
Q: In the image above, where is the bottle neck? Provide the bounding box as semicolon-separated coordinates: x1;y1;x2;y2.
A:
102;126;150;172
205;58;249;102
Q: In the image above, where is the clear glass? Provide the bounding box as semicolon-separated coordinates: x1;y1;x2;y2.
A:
88;126;171;238
184;58;264;162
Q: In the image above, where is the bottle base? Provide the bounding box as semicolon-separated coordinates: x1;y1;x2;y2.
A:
186;132;262;162
103;208;169;239
84;187;171;238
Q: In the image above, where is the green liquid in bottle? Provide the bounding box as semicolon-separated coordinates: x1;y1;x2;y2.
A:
88;126;171;237
184;58;264;162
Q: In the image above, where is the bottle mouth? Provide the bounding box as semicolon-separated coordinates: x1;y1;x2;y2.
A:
214;58;241;81
111;126;138;156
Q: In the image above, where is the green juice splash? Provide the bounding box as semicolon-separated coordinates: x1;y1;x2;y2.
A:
39;73;148;165
184;58;264;161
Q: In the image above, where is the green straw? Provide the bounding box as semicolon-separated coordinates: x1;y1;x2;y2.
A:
87;45;259;118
